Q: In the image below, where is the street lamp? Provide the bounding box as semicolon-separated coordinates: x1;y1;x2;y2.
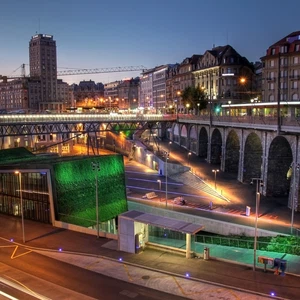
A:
212;169;219;190
168;141;172;153
251;177;263;271
157;179;162;202
228;101;231;117
15;171;25;243
177;91;181;114
197;103;200;115
188;152;192;167
164;151;169;208
91;161;101;238
186;103;190;114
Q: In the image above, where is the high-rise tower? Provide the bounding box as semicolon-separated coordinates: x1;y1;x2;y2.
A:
29;34;57;108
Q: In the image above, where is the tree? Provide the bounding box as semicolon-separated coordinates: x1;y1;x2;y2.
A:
181;86;207;111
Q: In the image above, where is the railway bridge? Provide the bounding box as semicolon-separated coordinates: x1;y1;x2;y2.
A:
0;112;299;211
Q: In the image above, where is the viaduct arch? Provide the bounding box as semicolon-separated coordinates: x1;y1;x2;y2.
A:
170;123;300;211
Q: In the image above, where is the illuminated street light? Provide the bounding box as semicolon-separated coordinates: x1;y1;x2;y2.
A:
212;169;219;190
91;162;101;238
157;179;162;202
186;103;190;114
15;171;25;243
240;77;246;84
177;91;181;114
188;152;192;167
251;177;263;271
168;141;172;153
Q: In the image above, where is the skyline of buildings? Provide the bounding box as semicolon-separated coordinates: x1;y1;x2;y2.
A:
0;30;300;113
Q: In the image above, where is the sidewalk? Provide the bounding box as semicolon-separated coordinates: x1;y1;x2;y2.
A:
0;214;299;300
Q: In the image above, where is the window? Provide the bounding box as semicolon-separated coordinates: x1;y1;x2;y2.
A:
280;57;288;66
280;82;287;89
293;57;299;64
270;60;275;67
271;48;276;55
292;81;298;89
296;45;300;51
280;93;287;100
280;46;287;53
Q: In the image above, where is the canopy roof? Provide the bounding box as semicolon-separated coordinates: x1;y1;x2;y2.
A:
120;210;204;235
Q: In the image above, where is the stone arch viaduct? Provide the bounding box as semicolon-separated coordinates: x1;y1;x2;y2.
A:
166;122;300;211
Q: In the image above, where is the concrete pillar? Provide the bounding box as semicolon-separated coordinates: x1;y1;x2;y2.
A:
237;129;245;182
207;127;212;163
220;128;226;172
186;233;191;259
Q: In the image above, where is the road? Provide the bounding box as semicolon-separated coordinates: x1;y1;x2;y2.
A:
0;240;187;300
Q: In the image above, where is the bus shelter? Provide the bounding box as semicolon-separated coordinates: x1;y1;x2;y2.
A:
118;210;204;258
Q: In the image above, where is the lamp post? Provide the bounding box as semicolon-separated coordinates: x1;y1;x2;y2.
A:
168;141;172;153
188;152;192;167
197;103;200;115
164;151;169;208
15;171;25;243
228;101;231;117
291;161;300;234
157;179;162;202
186;103;190;114
212;169;219;190
91;162;101;238
251;177;263;271
177;91;181;115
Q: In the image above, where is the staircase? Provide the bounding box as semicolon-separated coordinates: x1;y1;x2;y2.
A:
169;171;230;202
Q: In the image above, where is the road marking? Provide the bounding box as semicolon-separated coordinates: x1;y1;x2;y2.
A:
10;246;32;260
0;290;19;300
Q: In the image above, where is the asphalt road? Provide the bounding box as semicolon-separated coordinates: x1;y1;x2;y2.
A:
0;242;187;300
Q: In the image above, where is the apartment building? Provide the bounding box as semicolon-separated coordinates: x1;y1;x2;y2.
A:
0;78;28;112
72;80;104;108
193;45;255;106
139;68;154;109
118;77;139;110
261;31;300;103
140;65;173;113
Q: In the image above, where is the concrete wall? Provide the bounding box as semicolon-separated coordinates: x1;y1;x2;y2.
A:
128;201;279;237
118;217;135;253
54;221;118;240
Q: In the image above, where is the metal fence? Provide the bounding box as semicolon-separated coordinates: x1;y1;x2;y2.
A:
196;234;300;255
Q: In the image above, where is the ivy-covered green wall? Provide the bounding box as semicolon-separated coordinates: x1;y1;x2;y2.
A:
53;155;128;227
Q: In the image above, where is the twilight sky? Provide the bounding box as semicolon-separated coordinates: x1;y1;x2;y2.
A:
0;0;300;85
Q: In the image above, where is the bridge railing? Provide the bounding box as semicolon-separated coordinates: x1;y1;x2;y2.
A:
0;113;177;124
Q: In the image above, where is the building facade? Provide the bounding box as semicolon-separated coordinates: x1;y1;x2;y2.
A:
261;31;300;106
118;77;139;110
193;46;255;107
72;80;104;108
29;34;58;110
0;78;28;112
